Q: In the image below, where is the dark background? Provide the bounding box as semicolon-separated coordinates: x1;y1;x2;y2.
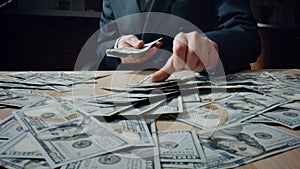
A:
0;0;299;71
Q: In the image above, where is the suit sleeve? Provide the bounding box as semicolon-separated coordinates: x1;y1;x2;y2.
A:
205;0;261;74
96;0;121;69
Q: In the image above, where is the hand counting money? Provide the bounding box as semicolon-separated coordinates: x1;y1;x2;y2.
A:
106;37;163;59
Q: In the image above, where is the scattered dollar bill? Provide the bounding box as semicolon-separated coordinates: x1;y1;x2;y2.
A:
0;89;22;101
145;96;184;115
280;101;300;110
0;94;53;108
14;110;132;168
0;72;110;93
62;147;161;169
0;158;50;169
0;133;43;159
262;108;300;129
249;84;300;100
176;91;289;129
102;119;154;147
14;102;84;127
0;116;25;147
197;123;300;169
106;37;163;59
157;130;206;163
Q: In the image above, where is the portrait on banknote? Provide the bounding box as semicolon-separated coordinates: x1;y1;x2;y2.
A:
208;125;265;157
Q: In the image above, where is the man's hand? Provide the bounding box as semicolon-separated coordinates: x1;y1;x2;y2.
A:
151;31;219;82
117;35;162;64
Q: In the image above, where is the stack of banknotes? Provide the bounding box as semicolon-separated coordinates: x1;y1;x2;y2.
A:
0;70;300;169
106;38;163;59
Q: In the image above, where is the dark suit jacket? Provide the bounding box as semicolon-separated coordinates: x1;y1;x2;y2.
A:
97;0;261;74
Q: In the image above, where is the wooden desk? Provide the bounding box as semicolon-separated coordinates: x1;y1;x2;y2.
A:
0;70;300;169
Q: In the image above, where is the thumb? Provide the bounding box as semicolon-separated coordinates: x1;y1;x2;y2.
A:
151;57;176;82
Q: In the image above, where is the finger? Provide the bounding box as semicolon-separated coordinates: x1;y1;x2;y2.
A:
154;41;163;48
199;37;210;69
197;37;219;70
185;34;199;70
193;59;205;72
206;40;219;70
172;33;187;70
120;35;144;48
151;57;176;82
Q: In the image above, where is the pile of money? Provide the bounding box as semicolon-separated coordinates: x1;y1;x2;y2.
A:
106;38;163;59
0;72;109;93
0;70;300;169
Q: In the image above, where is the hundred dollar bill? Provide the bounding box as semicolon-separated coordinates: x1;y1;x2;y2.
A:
268;71;300;86
0;133;43;159
150;122;163;169
0;158;50;169
102;119;154;147
0;94;51;108
20;72;108;86
145;96;183;115
23;95;59;109
62;146;161;169
14;109;132;168
177;103;230;129
249;84;300;100
6;88;32;95
14;102;84;127
157;130;206;163
177;92;289;129
163;138;244;169
198;123;300;169
0;82;51;90
0;115;25;147
106;37;163;59
0;74;20;83
219;72;271;85
7;72;40;80
0;89;22;101
262;108;300;129
280;100;300;110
